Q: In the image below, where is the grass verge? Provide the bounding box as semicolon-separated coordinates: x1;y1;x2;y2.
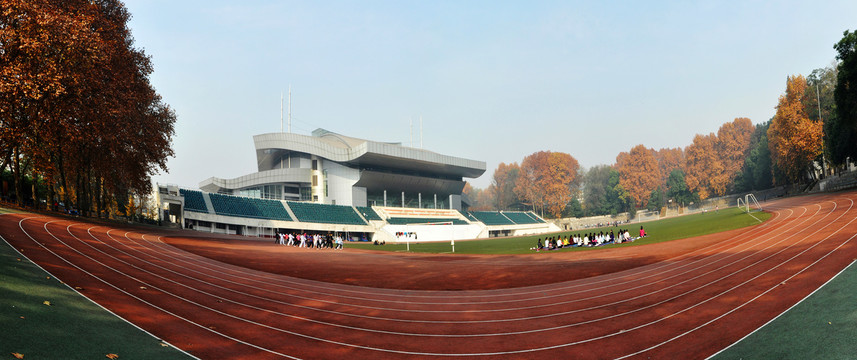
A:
0;233;192;359
346;207;772;254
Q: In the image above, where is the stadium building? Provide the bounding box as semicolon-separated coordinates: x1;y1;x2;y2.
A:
199;128;485;209
156;129;560;242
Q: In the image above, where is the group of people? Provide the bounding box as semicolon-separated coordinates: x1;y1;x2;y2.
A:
533;226;648;251
275;232;344;250
581;219;631;229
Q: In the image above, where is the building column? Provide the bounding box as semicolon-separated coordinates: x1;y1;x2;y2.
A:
434;194;437;209
383;190;387;207
402;191;405;208
418;193;422;209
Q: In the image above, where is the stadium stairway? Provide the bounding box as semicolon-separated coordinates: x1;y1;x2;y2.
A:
202;193;215;214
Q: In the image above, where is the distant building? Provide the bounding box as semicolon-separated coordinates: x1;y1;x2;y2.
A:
199;129;486;210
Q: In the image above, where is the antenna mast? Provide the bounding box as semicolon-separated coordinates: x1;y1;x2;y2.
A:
420;115;423;149
280;91;284;132
288;85;292;133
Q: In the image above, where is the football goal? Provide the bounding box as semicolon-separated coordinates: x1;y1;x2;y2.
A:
737;193;763;223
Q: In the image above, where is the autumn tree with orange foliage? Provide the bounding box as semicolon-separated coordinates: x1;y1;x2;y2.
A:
684;118;754;199
615;145;660;208
655;147;684;187
515;151;580;218
717;118;755;177
684;133;721;200
490;162;520;210
0;0;175;215
767;75;823;184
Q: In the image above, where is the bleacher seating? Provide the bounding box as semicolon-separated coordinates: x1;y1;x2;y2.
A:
469;211;514;225
180;189;208;213
208;193;293;221
386;217;468;225
459;210;479;222
356;206;383;221
526;211;546;223
503;211;541;224
287;201;367;225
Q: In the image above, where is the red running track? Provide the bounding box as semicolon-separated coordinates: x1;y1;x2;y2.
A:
2;191;857;359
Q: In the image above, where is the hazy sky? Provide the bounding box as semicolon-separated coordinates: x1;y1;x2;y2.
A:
124;0;856;189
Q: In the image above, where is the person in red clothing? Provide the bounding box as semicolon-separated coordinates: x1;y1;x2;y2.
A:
639;225;647;237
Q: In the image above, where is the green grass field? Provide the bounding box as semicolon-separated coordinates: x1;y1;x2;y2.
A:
0;234;192;359
346;207;772;254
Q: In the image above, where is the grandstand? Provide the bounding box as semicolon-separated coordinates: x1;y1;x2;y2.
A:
208;193;293;221
179;189;208;213
469;211;515;226
356;206;382;221
502;211;543;225
287;201;366;225
158;184;561;241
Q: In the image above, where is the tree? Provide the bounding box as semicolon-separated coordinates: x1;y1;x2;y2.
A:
0;0;176;214
685;133;720;200
768;75;823;184
616;145;660;208
0;0;100;206
647;186;664;212
462;182;493;211
490;162;520;210
716;118;755;184
655;148;684;187
832;30;857;167
665;169;697;206
582;165;634;216
684;118;754;199
582;165;611;216
515;151;580;218
806;65;840;172
734;121;775;191
564;198;584;218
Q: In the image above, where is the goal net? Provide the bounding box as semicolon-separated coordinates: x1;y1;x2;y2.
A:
736;193;763;213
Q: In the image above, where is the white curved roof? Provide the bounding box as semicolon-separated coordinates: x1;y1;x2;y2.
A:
254;129;486;178
199;168;312;193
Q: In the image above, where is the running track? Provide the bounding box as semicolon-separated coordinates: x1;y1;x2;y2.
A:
3;192;857;359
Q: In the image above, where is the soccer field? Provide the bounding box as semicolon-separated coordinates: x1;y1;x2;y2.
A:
346;207;772;254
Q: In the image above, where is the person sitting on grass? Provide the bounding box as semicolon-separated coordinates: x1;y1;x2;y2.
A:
640;226;647;238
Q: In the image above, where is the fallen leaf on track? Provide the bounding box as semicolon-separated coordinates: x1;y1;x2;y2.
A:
160;342;169;347
106;354;119;359
43;301;51;306
12;352;24;359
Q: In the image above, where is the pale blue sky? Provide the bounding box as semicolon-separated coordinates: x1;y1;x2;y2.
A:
125;0;856;189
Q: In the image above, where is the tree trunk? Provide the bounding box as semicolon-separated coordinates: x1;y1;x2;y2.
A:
58;153;71;210
12;147;23;207
31;177;38;209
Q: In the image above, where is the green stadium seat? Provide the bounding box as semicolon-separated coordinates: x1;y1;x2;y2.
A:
179;189;208;213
